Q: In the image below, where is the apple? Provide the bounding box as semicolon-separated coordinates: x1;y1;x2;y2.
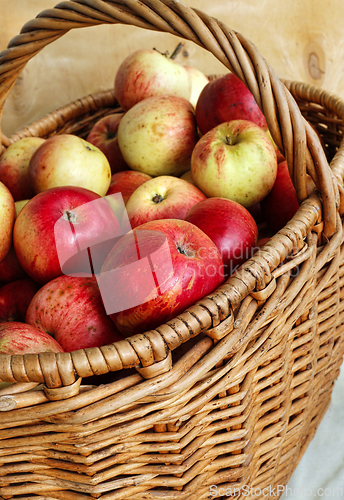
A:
28;134;111;196
260;160;300;232
0;137;45;201
15;199;30;217
180;169;196;185
0;181;15;263
25;275;124;352
99;218;224;337
86;113;128;174
257;237;271;248
125;175;206;229
191;119;277;208
0;246;28;283
106;170;152;204
184;66;209;109
184;197;258;278
0;199;32;284
13;186;123;284
195;72;268;135
117;95;199;177
247;202;264;226
266;130;286;164
0;321;64;354
114;48;191;111
0;278;40;323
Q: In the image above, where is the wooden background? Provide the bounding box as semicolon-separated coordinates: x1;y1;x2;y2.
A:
1;0;344;136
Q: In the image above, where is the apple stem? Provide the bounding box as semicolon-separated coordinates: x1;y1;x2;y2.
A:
226;134;233;145
170;42;185;60
153;43;185;60
176;245;188;256
152;194;164;204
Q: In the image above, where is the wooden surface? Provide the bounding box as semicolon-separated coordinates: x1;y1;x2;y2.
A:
1;0;344;136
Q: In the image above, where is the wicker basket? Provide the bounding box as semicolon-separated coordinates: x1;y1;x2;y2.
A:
1;1;344;499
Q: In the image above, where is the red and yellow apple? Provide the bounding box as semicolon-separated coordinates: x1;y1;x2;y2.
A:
125;175;206;229
114;48;191;111
0;321;64;354
191;119;277;208
13;186;122;284
29;134;112;196
99;218;225;336
117;95;199;177
0;181;15;263
86;113;128;174
26;275;124;352
0;137;45;201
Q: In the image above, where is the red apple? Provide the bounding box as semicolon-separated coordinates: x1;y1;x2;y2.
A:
106;170;152;204
25;275;124;352
0;245;28;283
0;137;45;201
99;218;224;337
13;186;123;284
260;160;300;232
0;199;32;283
257;237;271;248
117;95;199;177
0;278;41;323
125;175;207;229
29;134;112;196
266;130;286;164
86;113;128;174
0;181;15;263
114;48;191;111
247;202;264;226
0;321;64;354
184;197;258;278
195;72;268;135
191;119;277;208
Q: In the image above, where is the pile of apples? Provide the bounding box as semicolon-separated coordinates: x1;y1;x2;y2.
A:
0;45;302;358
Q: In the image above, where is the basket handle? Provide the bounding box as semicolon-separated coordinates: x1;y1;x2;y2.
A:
0;0;340;388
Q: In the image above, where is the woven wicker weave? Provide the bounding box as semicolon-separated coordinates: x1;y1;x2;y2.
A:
1;1;344;499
